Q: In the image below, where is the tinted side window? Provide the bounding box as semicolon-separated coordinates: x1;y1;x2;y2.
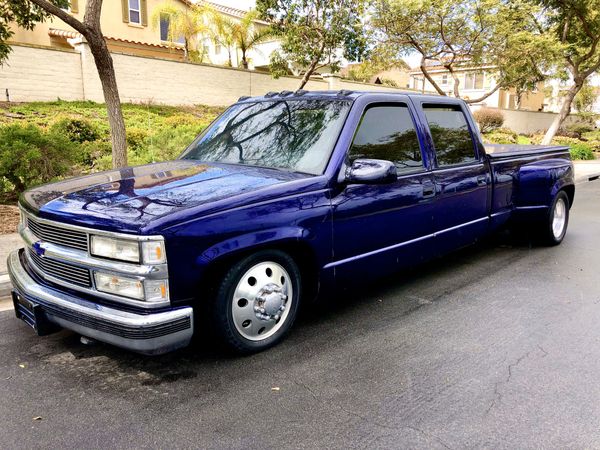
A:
349;105;423;172
423;105;476;166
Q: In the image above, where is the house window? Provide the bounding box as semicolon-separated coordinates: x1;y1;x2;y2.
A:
215;44;222;55
202;39;210;55
464;73;484;90
441;74;448;85
129;0;141;24
160;14;169;41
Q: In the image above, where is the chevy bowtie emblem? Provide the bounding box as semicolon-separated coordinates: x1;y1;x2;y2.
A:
32;241;45;257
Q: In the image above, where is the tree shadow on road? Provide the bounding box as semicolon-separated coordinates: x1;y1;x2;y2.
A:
16;228;546;395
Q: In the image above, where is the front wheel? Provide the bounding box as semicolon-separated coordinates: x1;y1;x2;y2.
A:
542;190;570;246
212;250;301;354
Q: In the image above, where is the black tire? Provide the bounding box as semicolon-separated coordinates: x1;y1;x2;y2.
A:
212;249;301;354
541;190;570;246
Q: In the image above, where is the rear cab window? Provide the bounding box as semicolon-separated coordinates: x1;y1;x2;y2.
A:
422;104;477;167
348;104;425;173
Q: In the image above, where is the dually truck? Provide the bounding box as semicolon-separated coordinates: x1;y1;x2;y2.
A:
8;91;575;354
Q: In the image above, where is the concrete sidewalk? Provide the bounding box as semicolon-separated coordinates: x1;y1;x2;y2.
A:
574;160;600;183
0;233;21;310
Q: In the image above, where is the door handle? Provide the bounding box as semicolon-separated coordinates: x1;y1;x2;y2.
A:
477;175;487;186
422;185;436;198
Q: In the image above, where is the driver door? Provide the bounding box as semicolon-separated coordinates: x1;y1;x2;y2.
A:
330;101;437;283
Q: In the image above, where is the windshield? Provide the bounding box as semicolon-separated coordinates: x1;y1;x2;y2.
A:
180;99;351;175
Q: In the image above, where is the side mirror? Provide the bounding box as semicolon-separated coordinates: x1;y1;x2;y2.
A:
345;159;397;184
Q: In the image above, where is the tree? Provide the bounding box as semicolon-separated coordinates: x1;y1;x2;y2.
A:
540;0;600;144
372;0;561;104
1;0;69;63
346;59;409;83
151;1;210;62
231;10;273;70
14;0;129;167
257;0;368;89
208;7;236;66
573;81;597;113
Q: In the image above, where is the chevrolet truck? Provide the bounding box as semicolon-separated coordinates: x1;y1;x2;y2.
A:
8;91;575;354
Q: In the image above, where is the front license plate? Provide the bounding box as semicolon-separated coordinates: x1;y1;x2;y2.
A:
12;292;60;336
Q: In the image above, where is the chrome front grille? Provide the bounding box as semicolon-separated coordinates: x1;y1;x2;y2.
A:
27;248;92;288
27;217;89;252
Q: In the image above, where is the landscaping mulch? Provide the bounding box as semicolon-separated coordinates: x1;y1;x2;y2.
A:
0;205;20;235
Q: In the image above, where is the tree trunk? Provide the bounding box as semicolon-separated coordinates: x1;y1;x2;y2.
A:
241;50;249;69
541;80;583;145
446;66;461;98
419;59;446;96
87;34;128;168
298;56;321;90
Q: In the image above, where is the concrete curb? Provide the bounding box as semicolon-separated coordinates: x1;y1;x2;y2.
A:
575;172;600;184
0;273;11;298
0;273;12;311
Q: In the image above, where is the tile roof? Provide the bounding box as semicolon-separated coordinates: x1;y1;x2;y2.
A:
200;1;269;24
48;28;184;50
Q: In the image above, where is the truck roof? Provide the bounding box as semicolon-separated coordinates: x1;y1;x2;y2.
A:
236;90;452;104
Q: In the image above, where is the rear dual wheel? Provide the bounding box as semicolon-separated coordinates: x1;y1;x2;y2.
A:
542;190;570;246
212;250;301;354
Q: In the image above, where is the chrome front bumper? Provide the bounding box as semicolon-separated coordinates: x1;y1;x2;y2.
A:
8;249;194;355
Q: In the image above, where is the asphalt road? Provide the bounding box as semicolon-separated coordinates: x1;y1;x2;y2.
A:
1;181;600;449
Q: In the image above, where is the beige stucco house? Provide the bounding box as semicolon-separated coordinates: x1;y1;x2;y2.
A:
8;0;279;67
409;65;546;111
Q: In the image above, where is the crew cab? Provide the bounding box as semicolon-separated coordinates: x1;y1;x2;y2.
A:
8;91;575;355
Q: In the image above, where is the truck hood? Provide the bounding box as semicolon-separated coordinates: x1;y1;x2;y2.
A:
21;160;310;233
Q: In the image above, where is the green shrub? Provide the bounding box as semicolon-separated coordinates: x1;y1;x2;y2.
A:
146;124;206;162
0;101;224;201
559;122;596;139
474;108;505;133
79;140;112;170
582;130;600;141
551;136;581;147
0;124;77;199
51;117;100;143
126;126;151;152
483;127;518;144
569;143;595;160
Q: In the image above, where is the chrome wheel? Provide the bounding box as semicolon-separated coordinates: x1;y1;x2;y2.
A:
552;197;567;239
231;261;293;341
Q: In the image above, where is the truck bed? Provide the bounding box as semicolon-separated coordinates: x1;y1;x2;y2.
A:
484;144;569;159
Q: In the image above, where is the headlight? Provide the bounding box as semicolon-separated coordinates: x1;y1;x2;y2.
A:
141;241;166;264
95;272;144;299
91;236;140;262
94;272;169;302
90;236;166;264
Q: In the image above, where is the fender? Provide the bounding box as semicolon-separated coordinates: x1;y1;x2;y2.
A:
516;158;573;208
196;226;311;269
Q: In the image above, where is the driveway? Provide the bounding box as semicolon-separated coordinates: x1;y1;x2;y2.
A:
1;181;599;449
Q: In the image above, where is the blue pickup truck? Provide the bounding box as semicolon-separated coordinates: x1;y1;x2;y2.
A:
8;91;574;354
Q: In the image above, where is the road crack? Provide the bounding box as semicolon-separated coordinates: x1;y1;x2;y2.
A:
486;348;542;415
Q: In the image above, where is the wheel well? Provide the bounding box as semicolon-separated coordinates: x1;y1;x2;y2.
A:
561;184;575;209
201;242;320;303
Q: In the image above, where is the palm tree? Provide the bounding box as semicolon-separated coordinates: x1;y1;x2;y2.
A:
152;1;211;62
232;10;273;70
207;8;237;67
